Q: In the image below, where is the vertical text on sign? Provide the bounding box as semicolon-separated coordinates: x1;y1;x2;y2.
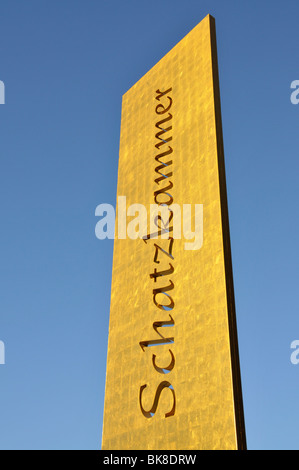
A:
139;87;176;419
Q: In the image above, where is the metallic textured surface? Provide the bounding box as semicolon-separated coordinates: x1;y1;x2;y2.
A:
102;15;246;450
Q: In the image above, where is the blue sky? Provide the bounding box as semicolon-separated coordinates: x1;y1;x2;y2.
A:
0;0;299;450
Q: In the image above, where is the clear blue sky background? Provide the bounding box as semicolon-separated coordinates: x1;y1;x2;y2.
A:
0;0;298;450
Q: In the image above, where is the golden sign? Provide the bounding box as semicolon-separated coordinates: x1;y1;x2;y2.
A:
102;14;246;450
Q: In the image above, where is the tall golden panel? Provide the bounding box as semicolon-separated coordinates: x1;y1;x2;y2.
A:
102;14;246;450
